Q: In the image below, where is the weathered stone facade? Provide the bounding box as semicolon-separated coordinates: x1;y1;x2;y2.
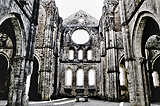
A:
101;0;160;105
1;0;160;106
59;10;102;97
34;0;62;100
0;0;40;105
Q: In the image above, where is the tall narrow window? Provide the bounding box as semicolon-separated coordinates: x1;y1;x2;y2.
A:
77;68;84;86
78;49;83;60
65;68;72;86
88;68;95;85
69;49;74;60
152;71;160;87
87;49;92;60
119;58;127;86
119;64;127;86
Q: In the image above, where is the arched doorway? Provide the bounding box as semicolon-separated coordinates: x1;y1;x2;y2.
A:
29;57;39;101
0;54;9;100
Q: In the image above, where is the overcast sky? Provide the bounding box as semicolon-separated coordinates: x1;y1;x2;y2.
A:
55;0;104;20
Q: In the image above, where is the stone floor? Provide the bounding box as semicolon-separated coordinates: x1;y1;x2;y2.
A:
0;98;160;106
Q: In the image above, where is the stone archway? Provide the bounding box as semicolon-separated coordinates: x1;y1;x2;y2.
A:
0;54;9;100
132;12;160;105
29;56;39;101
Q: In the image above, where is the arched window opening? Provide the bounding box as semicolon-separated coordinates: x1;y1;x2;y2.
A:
78;49;83;60
87;49;92;60
88;68;95;86
69;48;74;60
119;64;127;86
65;68;72;86
0;54;9;100
152;71;159;87
119;57;129;101
77;68;84;86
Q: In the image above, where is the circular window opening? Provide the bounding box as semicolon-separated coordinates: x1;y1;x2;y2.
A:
72;29;90;44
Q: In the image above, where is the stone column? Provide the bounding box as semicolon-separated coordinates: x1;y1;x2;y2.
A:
7;56;25;106
125;57;149;106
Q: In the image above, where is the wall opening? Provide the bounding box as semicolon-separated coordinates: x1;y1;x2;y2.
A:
0;54;9;100
78;49;83;60
87;49;92;60
65;68;72;86
151;56;160;102
88;68;95;86
71;29;89;44
77;68;84;86
68;48;74;60
119;58;129;101
29;57;39;101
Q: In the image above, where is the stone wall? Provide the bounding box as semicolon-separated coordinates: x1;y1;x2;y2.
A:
59;10;103;97
0;0;40;105
35;0;62;100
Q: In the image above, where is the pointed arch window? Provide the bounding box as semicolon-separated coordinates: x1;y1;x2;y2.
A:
65;68;72;86
69;48;74;60
88;68;95;86
87;48;92;60
77;68;84;86
78;49;83;60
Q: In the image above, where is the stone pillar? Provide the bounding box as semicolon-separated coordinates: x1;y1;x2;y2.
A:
7;56;25;106
106;48;120;101
105;26;120;101
125;57;149;106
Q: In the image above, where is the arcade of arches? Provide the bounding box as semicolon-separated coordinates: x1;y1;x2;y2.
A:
1;0;160;106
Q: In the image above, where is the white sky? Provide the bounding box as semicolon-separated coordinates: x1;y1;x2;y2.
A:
55;0;104;20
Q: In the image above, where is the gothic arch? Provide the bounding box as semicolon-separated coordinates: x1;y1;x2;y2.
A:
68;47;75;60
65;67;73;86
78;48;83;60
87;47;92;60
34;54;41;72
76;68;84;86
0;13;26;56
132;12;160;57
119;56;129;101
132;12;160;103
88;68;96;86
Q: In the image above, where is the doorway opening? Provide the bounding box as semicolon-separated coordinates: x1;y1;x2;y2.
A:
151;56;160;102
0;54;9;100
29;57;39;101
119;57;129;101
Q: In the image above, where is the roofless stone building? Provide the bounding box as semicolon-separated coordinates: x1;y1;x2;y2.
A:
0;0;160;106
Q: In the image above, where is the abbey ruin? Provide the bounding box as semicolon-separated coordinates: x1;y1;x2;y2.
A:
0;0;160;106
